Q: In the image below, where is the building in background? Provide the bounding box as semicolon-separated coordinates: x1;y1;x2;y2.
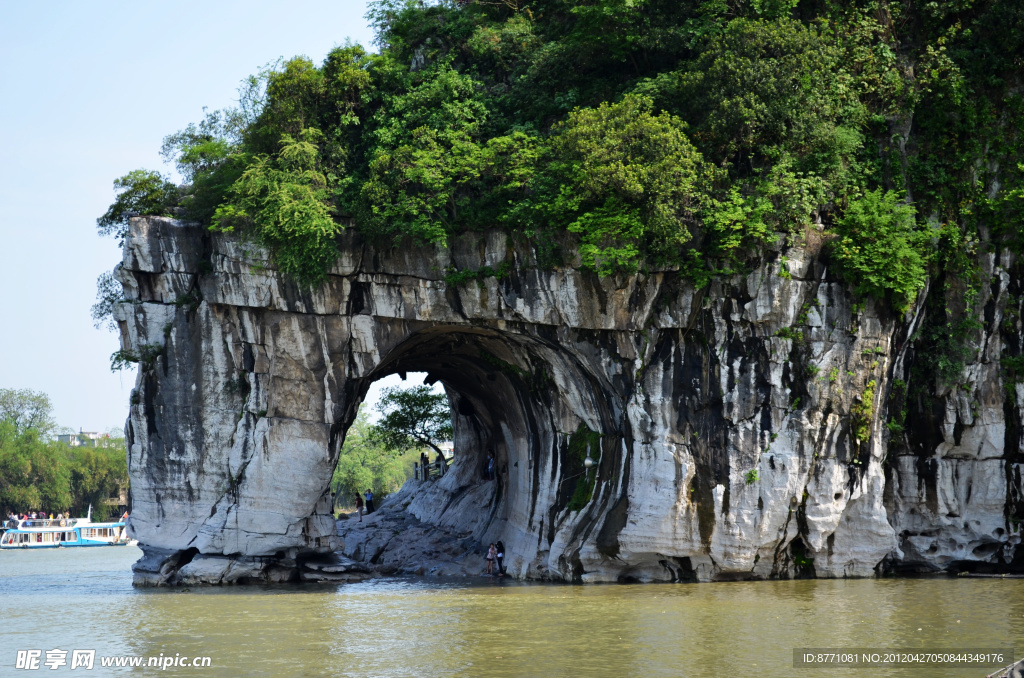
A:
57;430;107;447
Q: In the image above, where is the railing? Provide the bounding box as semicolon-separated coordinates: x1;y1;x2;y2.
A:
4;518;78;529
414;458;448;481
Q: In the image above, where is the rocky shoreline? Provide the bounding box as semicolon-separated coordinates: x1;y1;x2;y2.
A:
337;503;485;578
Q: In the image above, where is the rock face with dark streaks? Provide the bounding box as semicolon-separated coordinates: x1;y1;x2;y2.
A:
117;216;1023;585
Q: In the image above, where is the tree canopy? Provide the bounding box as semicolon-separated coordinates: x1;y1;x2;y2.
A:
97;0;1022;320
0;388;57;437
370;385;453;455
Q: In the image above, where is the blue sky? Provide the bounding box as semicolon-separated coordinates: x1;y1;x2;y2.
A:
0;1;384;431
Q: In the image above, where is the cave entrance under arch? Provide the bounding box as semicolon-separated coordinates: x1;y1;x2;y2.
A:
333;325;621;578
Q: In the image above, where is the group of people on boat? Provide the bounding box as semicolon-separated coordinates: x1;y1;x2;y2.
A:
4;510;129;529
1;508;133;549
5;511;71;528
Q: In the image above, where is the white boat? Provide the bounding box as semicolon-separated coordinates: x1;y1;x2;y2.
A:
0;506;134;549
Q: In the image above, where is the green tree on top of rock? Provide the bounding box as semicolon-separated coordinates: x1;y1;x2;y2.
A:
94;0;1021;319
211;127;341;285
544;95;711;275
97;170;179;240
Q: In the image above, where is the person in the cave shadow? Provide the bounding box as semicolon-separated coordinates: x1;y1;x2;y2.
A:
364;489;375;514
354;493;364;522
495;541;506;577
487;452;495;481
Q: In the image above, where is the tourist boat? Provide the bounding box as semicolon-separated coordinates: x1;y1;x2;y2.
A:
0;507;134;549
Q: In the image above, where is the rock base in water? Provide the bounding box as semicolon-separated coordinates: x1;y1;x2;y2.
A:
990;657;1024;678
132;546;372;586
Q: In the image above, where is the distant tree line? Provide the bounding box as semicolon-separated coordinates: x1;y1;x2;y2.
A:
0;388;128;522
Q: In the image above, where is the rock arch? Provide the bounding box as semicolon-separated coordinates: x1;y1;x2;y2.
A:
121;218;640;584
118;217;1023;585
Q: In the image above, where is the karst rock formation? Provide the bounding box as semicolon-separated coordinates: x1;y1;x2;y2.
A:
117;216;1023;585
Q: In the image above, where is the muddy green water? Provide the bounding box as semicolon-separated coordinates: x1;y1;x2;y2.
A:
0;547;1021;677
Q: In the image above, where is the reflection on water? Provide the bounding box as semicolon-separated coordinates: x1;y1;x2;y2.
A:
1;547;1022;677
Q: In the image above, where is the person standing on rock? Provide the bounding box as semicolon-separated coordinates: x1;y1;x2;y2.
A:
355;493;364;522
364;489;375;514
495;541;505;577
485;543;496;575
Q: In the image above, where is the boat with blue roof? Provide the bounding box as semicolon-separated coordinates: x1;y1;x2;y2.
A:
0;506;133;549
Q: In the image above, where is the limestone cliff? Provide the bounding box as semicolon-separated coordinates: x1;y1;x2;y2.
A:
117;216;1023;585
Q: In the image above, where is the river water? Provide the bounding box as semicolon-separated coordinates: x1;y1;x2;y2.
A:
1;546;1021;677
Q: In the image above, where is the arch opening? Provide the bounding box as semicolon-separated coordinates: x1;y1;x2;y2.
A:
328;370;450;511
332;325;624;580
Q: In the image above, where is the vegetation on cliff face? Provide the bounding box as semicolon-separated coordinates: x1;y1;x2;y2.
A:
829;190;927;313
99;0;1021;311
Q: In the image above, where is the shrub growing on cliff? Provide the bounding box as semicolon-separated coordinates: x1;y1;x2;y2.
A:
850;380;876;443
96;170;179;240
109;344;163;373
211;128;341;286
643;18;864;172
90;269;124;333
357;65;494;246
565;424;601;511
528;95;713;274
828;190;929;313
636;16;868;232
160;107;247;224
